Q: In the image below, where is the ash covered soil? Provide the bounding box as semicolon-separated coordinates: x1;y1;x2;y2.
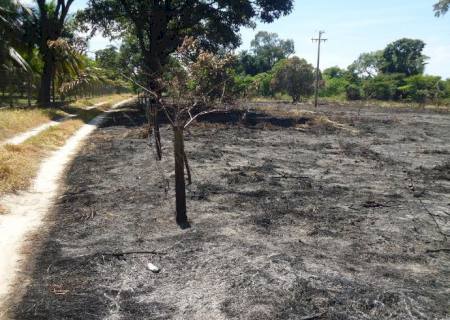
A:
10;102;450;319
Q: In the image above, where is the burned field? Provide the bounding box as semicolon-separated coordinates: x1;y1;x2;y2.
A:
10;103;450;319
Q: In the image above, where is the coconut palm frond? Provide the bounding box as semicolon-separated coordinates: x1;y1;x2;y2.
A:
8;47;31;72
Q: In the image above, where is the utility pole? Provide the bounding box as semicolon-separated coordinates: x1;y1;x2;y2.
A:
312;31;327;108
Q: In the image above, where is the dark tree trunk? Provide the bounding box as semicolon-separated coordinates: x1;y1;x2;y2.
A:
52;70;56;104
183;151;192;185
153;108;162;160
173;126;188;227
27;75;32;108
38;54;54;106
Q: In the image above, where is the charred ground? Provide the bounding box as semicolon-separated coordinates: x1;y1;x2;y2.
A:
9;102;450;319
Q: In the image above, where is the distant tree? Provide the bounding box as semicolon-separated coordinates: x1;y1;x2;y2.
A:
434;0;450;16
348;51;384;79
323;66;346;79
237;51;259;76
95;46;119;70
381;39;428;76
116;34;143;81
271;57;315;103
250;31;295;74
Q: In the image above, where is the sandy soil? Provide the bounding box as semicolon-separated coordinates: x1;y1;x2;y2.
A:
7;102;450;319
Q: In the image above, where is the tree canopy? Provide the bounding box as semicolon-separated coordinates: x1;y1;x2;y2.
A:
434;0;450;16
80;0;294;86
381;38;428;76
348;51;384;79
237;31;294;75
271;57;314;103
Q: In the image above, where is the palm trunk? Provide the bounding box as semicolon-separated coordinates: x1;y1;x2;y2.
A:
52;71;56;104
27;75;32;107
38;54;54;106
173;126;188;227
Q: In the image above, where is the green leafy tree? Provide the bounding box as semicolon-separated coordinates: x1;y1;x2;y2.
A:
80;0;294;200
381;39;428;76
116;34;145;87
250;31;295;73
434;0;450;16
323;66;347;79
80;0;294;90
236;50;259;76
348;51;384;79
95;45;119;70
271;57;315;103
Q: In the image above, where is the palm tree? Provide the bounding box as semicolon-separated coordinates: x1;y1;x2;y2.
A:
33;0;75;106
0;0;33;105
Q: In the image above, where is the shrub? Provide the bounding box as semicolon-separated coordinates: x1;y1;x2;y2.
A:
346;84;363;100
253;72;273;97
362;74;404;100
271;57;315;103
321;78;349;97
399;75;446;103
233;74;256;98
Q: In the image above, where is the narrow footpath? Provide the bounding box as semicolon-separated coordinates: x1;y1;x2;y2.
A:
0;98;134;318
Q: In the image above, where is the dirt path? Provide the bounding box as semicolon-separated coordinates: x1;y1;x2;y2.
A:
5;103;450;319
0;114;76;146
0;100;113;146
0;98;134;318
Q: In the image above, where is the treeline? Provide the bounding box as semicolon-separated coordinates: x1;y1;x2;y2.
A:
230;33;450;105
0;0;129;107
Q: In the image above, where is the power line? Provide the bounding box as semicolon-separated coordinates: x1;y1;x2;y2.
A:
312;31;327;108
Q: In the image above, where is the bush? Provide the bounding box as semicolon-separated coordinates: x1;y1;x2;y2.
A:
321;78;349;97
233;74;256;98
399;75;446;103
271;57;315;103
346;84;363;100
253;72;273;97
362;74;404;100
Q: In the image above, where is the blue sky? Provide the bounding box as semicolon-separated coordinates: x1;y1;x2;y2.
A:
32;0;450;78
237;0;450;78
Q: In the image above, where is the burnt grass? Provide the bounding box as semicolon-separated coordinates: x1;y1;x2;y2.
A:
9;102;450;319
